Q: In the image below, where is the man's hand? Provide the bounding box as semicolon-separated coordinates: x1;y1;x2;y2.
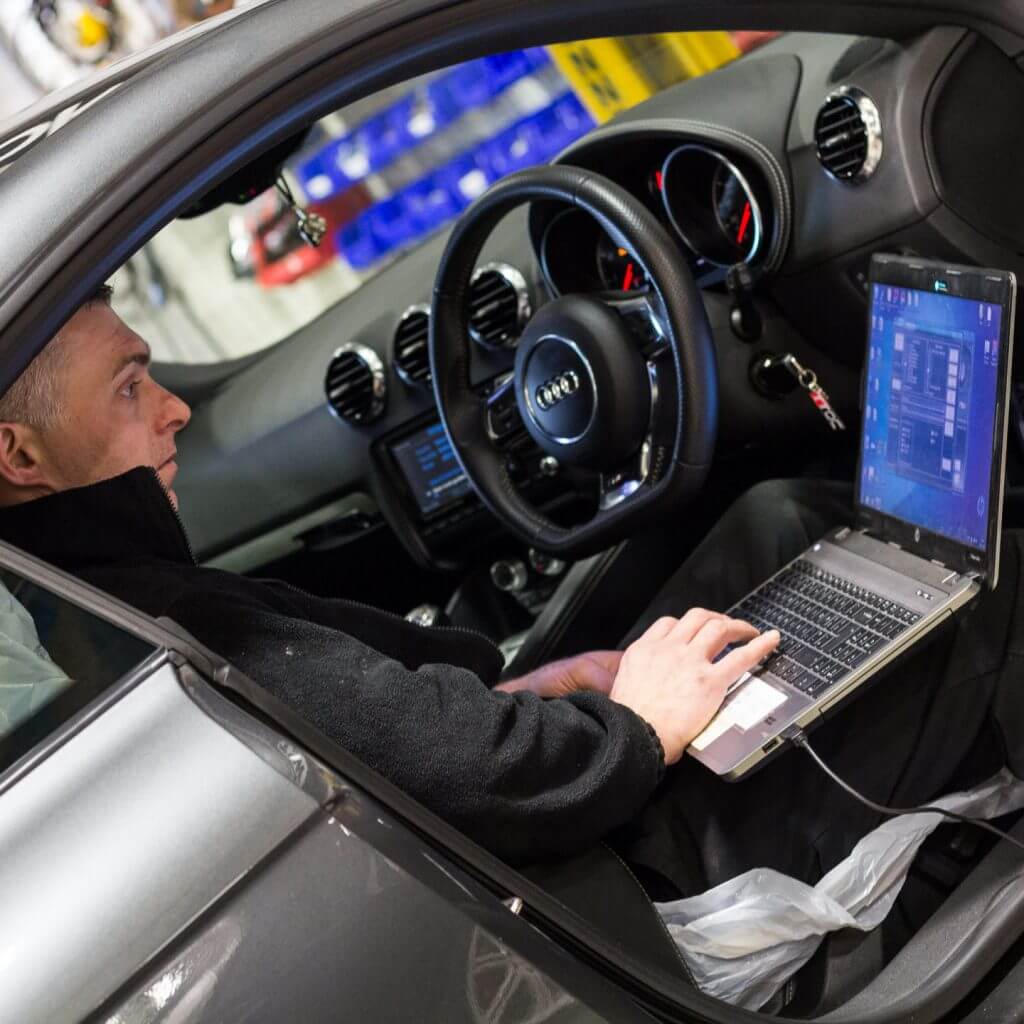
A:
495;650;623;699
609;609;779;765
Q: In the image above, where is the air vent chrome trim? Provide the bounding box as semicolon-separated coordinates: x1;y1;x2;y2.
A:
815;87;882;184
325;343;386;424
469;262;532;350
393;303;432;388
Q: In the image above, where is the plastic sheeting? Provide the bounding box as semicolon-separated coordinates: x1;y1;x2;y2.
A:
656;769;1024;1010
0;584;71;737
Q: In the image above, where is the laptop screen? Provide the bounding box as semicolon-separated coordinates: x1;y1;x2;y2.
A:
858;283;1004;552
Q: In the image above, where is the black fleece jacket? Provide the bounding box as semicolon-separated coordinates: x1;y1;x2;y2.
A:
0;468;665;863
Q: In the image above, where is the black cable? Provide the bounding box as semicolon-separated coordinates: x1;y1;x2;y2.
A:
784;727;1024;856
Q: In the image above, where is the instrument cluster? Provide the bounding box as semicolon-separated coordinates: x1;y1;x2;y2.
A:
533;136;774;298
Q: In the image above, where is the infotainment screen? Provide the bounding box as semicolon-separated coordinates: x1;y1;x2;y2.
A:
389;422;473;516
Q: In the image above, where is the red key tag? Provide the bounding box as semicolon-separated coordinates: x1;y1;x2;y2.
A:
806;382;846;432
782;355;846;432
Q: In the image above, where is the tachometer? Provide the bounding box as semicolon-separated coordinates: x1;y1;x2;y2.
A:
660;144;764;268
596;235;648;293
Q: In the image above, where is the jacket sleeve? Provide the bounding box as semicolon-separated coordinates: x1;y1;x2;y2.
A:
166;594;664;864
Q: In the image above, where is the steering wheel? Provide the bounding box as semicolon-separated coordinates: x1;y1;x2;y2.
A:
430;165;718;559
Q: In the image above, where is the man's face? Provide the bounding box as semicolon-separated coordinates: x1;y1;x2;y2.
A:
36;302;191;506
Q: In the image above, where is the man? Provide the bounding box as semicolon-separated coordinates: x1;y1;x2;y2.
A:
0;285;778;862
0;285;1020;904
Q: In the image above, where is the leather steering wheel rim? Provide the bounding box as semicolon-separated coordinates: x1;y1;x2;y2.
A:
430;165;718;559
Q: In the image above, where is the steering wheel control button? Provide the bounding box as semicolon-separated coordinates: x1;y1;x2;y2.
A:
539;455;560;477
486;381;523;441
514;295;650;469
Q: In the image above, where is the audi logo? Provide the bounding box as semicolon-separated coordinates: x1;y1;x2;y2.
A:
535;370;581;411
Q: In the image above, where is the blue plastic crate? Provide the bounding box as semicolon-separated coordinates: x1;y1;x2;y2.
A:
365;195;418;252
522;46;551;71
296;150;338;202
552;93;596;139
442;58;501;110
336;216;383;269
352;111;410;175
400;174;463;236
479;120;545;179
437;152;495;210
481;50;533;93
300;50;559;203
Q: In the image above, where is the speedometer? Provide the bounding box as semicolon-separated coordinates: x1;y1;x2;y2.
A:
660;144;764;267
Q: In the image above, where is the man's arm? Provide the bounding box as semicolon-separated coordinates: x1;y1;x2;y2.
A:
167;589;773;864
166;590;665;863
495;650;622;698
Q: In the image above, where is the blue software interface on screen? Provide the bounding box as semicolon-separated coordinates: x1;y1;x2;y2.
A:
859;283;1002;551
390;422;472;516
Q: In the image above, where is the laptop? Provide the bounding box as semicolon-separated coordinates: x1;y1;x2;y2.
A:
690;254;1017;780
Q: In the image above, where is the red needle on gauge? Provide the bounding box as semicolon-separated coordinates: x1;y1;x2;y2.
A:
736;200;752;245
622;262;635;291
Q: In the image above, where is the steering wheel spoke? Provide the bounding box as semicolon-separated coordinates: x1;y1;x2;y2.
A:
599;439;653;510
603;291;669;354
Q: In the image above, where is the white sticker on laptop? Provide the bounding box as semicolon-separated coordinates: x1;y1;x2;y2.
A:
690;678;788;751
729;678;787;730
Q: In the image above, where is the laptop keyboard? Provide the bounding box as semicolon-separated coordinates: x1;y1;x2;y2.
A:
732;560;922;699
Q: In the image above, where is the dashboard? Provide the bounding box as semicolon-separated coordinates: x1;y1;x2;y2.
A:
170;27;1024;570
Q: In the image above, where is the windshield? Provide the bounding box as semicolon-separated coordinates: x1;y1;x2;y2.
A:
110;31;778;364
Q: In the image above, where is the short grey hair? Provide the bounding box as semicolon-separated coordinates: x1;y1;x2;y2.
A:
0;284;114;431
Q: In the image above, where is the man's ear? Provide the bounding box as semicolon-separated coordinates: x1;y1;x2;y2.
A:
0;423;54;500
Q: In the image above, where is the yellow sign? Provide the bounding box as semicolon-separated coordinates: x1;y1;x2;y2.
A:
547;32;741;124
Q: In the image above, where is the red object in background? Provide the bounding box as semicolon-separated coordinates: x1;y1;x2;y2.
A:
257;235;336;287
248;182;374;288
729;31;782;54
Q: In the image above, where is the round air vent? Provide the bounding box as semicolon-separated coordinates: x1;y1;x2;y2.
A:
325;343;386;424
814;88;882;183
393;304;432;387
468;263;532;350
